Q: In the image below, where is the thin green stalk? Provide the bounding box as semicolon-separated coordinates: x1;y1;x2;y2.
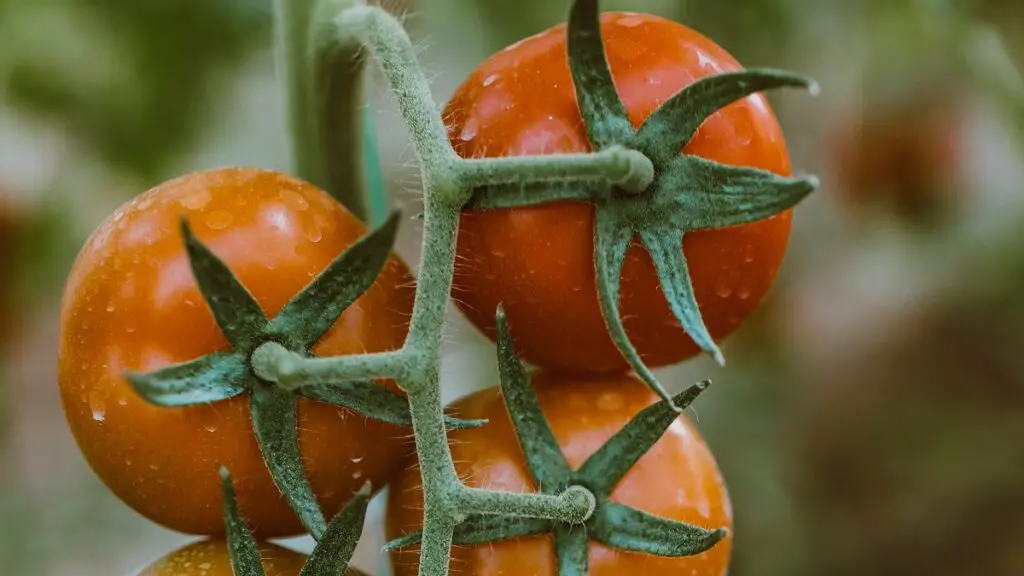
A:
458;146;654;193
454;486;595;524
250;342;408;389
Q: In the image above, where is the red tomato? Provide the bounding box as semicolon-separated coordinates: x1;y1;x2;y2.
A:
58;167;415;536
386;371;733;575
448;12;793;373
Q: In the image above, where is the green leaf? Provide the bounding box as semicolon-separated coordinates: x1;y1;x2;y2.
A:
495;306;573;489
637;69;815;162
300;483;371;576
464;180;602;211
593;209;679;410
267;211;401;351
638;229;722;364
385;515;553;550
299;381;488;430
249;385;327;539
220;468;266;576
577;380;711;493
554;523;589;575
180;218;268;348
125;352;248;407
590;501;726;557
567;0;633;148
672;156;819;230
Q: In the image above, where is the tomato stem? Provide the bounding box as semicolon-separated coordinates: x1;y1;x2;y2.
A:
275;0;373;220
251;342;409;390
453;485;595;524
457;145;654;194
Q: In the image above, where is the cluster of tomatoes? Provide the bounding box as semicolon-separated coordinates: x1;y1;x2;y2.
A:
56;9;796;576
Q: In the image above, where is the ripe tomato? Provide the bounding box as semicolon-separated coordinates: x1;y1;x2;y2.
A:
58;167;415;536
138;540;308;576
386;371;733;575
448;12;793;373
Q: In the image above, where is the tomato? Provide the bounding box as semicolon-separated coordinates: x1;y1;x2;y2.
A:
58;167;415;536
448;12;793;373
386;371;733;575
138;540;308;576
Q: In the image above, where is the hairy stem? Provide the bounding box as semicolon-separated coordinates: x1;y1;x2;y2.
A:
457;145;654;193
454;486;595;524
250;342;408;389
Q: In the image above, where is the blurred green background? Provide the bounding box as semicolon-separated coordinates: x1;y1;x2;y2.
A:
1;0;1023;574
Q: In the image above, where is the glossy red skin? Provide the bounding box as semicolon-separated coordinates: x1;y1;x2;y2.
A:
58;168;415;537
448;12;793;373
386;372;733;575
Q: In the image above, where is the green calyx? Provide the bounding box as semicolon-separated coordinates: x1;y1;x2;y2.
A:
385;307;727;567
125;211;482;539
469;0;820;409
220;467;369;576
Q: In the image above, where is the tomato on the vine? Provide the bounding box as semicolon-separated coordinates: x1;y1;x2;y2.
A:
386;371;733;575
138;540;308;576
58;167;415;536
448;13;793;373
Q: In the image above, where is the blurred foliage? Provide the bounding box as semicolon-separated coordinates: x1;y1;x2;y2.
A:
0;0;271;181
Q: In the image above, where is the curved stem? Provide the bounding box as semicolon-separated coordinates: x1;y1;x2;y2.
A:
275;0;372;219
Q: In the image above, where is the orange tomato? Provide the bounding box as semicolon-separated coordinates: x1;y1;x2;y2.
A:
449;12;793;373
58;167;415;536
138;540;308;576
386;371;733;575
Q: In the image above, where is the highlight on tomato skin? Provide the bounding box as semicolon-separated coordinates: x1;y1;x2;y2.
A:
57;167;416;537
448;11;794;375
386;371;733;576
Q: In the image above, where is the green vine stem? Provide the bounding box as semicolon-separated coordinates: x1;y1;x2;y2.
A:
247;1;818;574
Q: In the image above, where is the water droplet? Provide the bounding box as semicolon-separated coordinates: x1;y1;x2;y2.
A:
105;303;116;312
303;219;323;243
482;74;499;87
117;397;128;406
204;423;217;433
744;253;755;263
738;288;752;300
180;190;212;210
113;210;125;222
734;118;754;145
89;391;107;422
350;456;365;463
715;285;733;298
618;15;644;27
596;392;624;411
352;470;363;480
206;210;234;230
459;117;479;141
280;188;310;211
491;249;506;258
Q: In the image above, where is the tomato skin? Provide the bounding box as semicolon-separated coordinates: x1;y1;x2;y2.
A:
448;12;793;373
138;540;307;576
386;372;733;575
58;168;416;537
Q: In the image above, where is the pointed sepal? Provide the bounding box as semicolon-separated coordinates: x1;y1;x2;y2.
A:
637;69;817;162
300;482;372;576
578;380;711;493
249;384;327;539
590;500;727;557
267;211;401;351
125;352;248;407
668;156;818;230
220;467;266;576
180;218;268;348
554;523;589;575
593;209;679;410
384;515;553;551
567;0;633;148
300;380;487;430
495;306;573;489
638;229;722;365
